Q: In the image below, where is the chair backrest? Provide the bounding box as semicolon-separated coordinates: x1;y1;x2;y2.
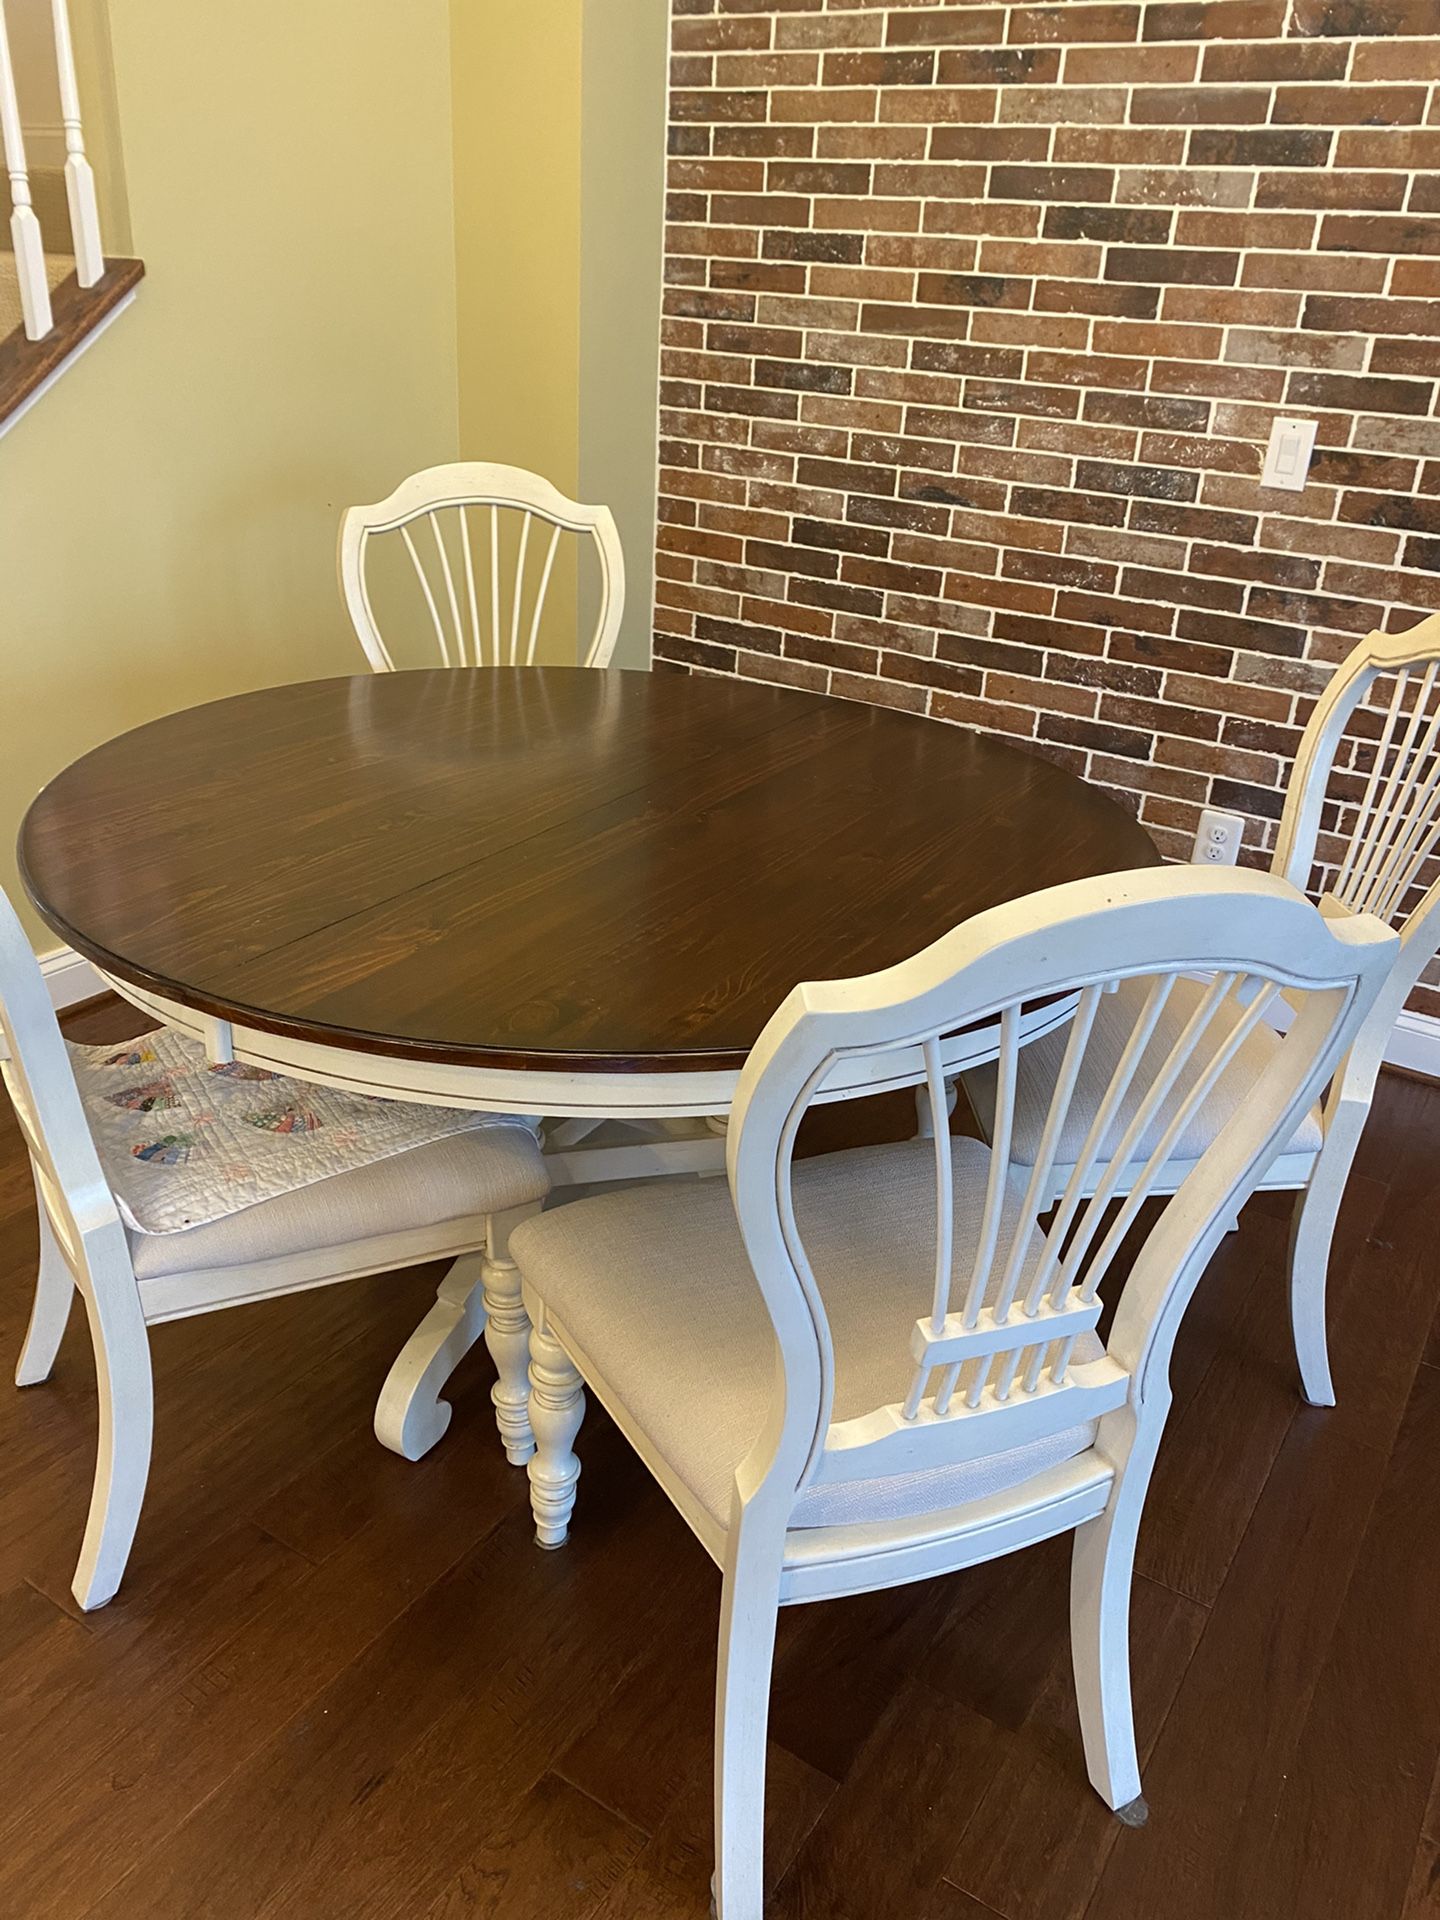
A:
726;868;1395;1528
0;887;129;1285
1273;613;1440;997
338;462;626;673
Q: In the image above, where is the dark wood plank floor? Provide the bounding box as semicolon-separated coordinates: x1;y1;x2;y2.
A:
2;995;1437;1920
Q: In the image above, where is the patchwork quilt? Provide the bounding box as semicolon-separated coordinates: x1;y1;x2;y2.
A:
69;1026;527;1236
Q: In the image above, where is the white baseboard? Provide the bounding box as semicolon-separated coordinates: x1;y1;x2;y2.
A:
35;942;1440;1080
1384;1008;1440;1080
39;945;103;1012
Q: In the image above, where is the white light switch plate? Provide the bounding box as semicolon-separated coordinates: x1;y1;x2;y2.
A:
1260;416;1319;493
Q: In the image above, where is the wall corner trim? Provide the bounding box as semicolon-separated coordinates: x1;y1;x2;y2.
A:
39;945;104;1012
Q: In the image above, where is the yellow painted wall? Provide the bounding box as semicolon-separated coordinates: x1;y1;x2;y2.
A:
10;0;60;131
0;0;460;944
4;0;130;247
579;0;667;667
3;0;668;949
72;0;132;249
450;0;583;663
451;0;582;484
447;0;664;670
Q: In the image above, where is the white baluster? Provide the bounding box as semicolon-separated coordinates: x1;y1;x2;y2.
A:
50;0;102;287
0;0;53;340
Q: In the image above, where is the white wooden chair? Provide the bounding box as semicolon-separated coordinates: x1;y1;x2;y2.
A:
340;461;655;1180
961;610;1440;1408
0;888;550;1610
338;461;625;672
509;866;1394;1918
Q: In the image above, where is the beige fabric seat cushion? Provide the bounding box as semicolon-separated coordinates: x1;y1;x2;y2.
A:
128;1124;549;1280
511;1136;1102;1534
962;974;1324;1169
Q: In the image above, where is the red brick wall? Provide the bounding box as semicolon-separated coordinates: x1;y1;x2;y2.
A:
652;0;1440;1006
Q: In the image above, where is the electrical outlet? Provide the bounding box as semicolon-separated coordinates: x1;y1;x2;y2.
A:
1193;807;1245;866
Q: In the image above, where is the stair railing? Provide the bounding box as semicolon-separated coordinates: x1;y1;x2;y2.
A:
0;0;52;340
0;0;107;342
50;0;102;288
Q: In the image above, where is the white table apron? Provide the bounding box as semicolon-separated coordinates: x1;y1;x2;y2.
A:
97;965;1078;1462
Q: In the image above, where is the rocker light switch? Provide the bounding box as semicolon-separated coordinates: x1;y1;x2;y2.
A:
1260;416;1319;493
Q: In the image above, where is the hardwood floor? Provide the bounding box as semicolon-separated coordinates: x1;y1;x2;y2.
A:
2;995;1437;1920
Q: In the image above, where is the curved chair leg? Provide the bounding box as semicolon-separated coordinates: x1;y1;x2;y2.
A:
1288;1183;1343;1410
1287;1108;1366;1409
713;1545;782;1920
374;1249;487;1460
72;1284;153;1612
527;1312;584;1548
1070;1495;1145;1819
15;1193;75;1387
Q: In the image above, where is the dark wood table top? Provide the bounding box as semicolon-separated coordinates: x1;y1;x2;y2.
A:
19;669;1160;1073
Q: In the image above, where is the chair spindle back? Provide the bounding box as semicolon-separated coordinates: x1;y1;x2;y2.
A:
339;462;625;674
727;869;1396;1520
1276;612;1440;942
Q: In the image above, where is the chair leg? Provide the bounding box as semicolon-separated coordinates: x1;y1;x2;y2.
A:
1070;1499;1145;1819
1288;1184;1340;1408
1287;1103;1368;1410
15;1195;75;1387
713;1551;782;1920
484;1207;540;1465
527;1312;584;1549
374;1248;487;1460
71;1286;153;1612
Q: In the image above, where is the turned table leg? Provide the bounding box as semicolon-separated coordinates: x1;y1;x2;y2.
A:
483;1207;539;1465
528;1310;585;1548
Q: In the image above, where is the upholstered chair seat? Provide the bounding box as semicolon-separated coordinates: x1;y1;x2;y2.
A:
2;869;554;1612
516;1135;1101;1534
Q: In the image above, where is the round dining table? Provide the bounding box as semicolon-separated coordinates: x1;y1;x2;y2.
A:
20;666;1158;1454
21;667;1159;1108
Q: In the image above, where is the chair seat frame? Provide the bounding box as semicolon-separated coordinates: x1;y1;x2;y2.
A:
0;886;548;1609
